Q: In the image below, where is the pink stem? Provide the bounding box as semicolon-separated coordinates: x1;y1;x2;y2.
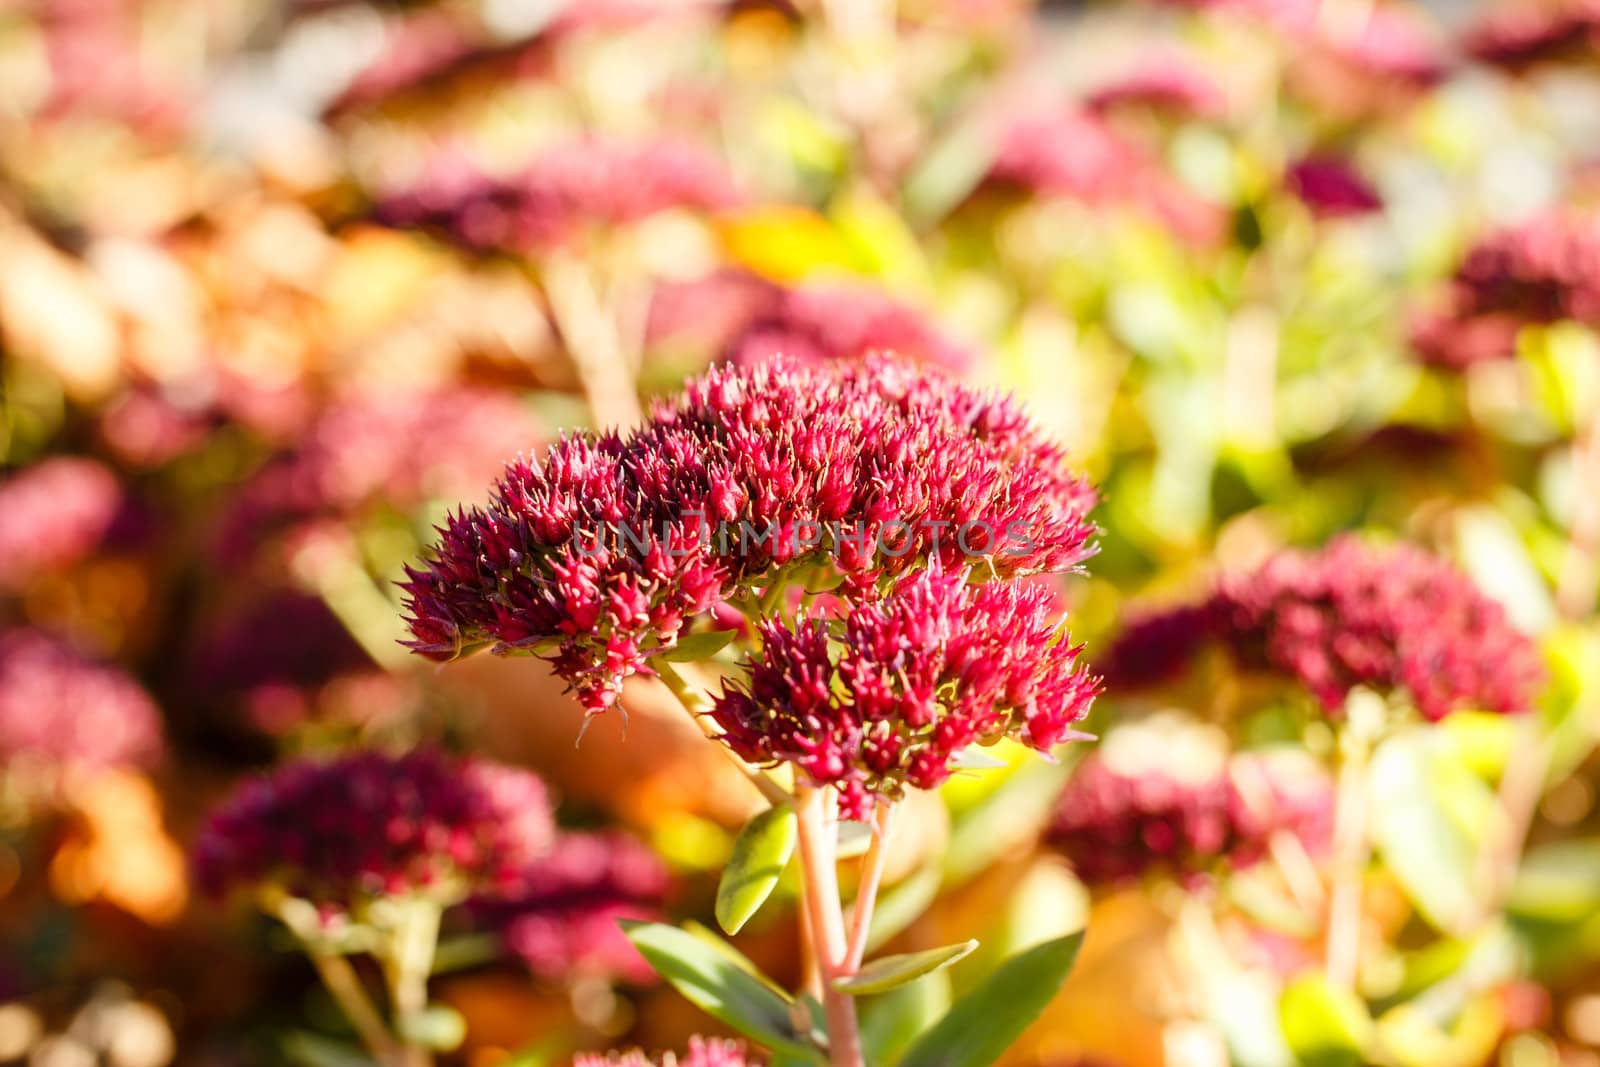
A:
844;801;894;971
794;786;865;1067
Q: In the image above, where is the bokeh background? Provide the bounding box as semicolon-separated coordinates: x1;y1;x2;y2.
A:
1;0;1599;1065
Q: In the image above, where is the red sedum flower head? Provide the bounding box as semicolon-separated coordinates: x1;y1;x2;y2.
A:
401;357;1097;713
374;138;739;254
711;566;1100;819
574;1038;757;1067
1213;536;1542;720
1100;537;1541;721
1411;212;1600;370
193;749;553;916
0;628;164;786
1048;717;1331;887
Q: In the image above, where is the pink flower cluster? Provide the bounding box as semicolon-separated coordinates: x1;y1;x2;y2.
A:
373;138;739;254
1099;537;1542;721
1048;750;1331;887
574;1038;756;1067
1411;212;1600;370
216;388;539;563
0;458;143;590
471;830;669;985
402;357;1097;712
986;109;1225;245
0;628;164;779
193;749;554;914
711;567;1100;819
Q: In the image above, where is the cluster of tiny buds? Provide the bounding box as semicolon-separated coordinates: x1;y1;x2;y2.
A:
402;355;1097;714
711;565;1100;820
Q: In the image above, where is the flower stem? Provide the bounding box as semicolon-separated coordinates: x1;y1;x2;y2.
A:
1324;691;1382;991
543;251;644;431
794;785;865;1067
307;949;404;1067
653;660;791;806
844;801;894;970
383;897;442;1067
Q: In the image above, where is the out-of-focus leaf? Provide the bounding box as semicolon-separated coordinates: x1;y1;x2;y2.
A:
901;121;996;228
834;941;979;996
1278;975;1372;1067
717;207;865;283
620;921;822;1058
1507;838;1600;922
1454;507;1556;635
860;972;952;1067
866;865;943;954
281;1033;375;1067
1370;731;1487;931
831;184;930;288
960;860;1087;990
896;932;1084;1067
943;753;1076;885
662;629;738;663
491;1033;577;1067
716;804;797;935
396;1006;466;1051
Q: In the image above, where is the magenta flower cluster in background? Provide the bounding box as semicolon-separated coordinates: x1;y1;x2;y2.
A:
193;749;553;913
0;628;164;784
374;138;740;255
1049;748;1332;888
1100;536;1542;720
1411;212;1600;370
574;1037;756;1067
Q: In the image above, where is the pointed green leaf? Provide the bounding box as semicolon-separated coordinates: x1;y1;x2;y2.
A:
1279;975;1371;1067
896;932;1084;1067
834;941;979;996
716;805;798;934
860;971;952;1067
620;921;823;1060
661;629;738;663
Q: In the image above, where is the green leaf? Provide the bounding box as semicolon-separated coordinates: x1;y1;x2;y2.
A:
1278;975;1372;1067
620;921;822;1059
943;756;1076;886
861;972;952;1067
281;1032;376;1067
716;804;797;935
661;629;738;663
1369;730;1489;930
396;1006;467;1051
835;941;979;996
1507;838;1600;922
896;931;1084;1067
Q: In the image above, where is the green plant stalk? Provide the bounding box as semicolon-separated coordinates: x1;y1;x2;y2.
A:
1325;691;1382;991
307;948;404;1067
795;784;865;1067
384;897;443;1067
